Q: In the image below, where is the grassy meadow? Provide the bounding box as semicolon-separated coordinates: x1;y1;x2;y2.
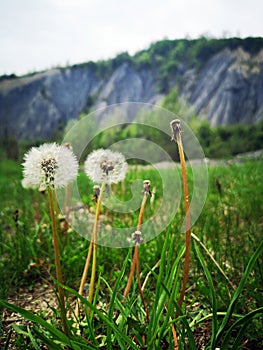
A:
0;157;262;349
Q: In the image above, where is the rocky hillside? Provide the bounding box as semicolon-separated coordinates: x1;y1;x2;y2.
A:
0;37;263;141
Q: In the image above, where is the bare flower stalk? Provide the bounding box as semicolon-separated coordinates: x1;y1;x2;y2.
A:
48;187;68;335
171;317;179;350
123;180;151;323
87;183;105;311
81;149;128;317
74;239;93;323
74;184;105;322
170;119;191;310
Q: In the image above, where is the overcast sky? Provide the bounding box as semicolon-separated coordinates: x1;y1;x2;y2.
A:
0;0;262;76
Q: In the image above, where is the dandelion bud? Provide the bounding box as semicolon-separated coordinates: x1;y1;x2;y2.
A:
170;119;181;142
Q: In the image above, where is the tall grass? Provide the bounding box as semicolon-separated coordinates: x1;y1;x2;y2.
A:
0;158;263;349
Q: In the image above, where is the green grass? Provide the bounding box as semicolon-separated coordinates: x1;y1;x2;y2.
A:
0;158;263;349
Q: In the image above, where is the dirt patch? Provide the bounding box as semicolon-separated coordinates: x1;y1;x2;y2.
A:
0;280;68;349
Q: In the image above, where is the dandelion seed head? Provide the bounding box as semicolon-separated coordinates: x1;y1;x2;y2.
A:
22;143;78;190
84;149;128;184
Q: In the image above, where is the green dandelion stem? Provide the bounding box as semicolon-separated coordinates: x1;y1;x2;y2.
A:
48;187;68;335
87;182;105;310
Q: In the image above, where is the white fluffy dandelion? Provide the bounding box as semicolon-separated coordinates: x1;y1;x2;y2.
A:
84;149;128;184
22;143;78;191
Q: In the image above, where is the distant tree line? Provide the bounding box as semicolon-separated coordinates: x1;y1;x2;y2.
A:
68;36;263;93
11;36;262;93
1;116;262;163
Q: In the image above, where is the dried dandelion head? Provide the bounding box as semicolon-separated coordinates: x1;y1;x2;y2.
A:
170;119;181;142
92;185;101;202
22;143;78;191
84;149;128;184
143;180;151;196
132;230;143;245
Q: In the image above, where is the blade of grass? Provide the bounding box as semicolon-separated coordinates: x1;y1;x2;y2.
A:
191;232;234;291
101;277;129;324
152;245;185;327
105;254;130;349
215;239;263;345
82;303;99;347
194;240;218;349
147;230;171;343
189;311;243;328
27;326;41;350
172;305;197;349
146;252;187;348
220;307;263;350
156;279;198;350
12;324;40;350
147;249;167;342
147;233;185;347
89;274;101;322
155;267;181;348
31;327;67;350
60;283;140;350
0;300;70;344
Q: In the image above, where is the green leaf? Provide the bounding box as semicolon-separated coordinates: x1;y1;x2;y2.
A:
58;284;140;350
0;299;70;345
194;240;218;349
220;307;263;350
31;327;65;350
26;326;41;350
103;252;130;350
215;240;263;346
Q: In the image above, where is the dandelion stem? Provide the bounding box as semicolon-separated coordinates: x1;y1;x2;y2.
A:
36;190;41;224
123;192;148;298
135;246;150;323
123;246;137;298
170;317;179;350
48;187;68;335
170;119;191;310
87;182;105;311
74;239;93;323
177;136;191;309
123;185;150;322
137;192;148;231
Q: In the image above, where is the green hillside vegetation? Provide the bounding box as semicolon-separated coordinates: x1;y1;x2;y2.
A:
1;112;262;163
4;36;262;84
54;88;263;163
1;36;263;162
74;37;263;84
